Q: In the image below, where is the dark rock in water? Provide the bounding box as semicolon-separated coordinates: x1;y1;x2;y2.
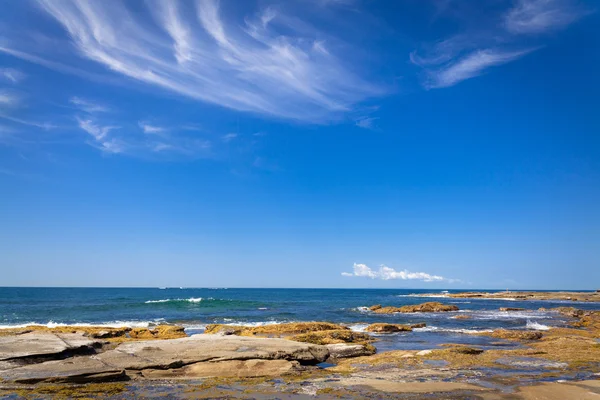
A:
369;305;382;311
410;323;427;329
364;323;413;333
449;346;484;355
499;307;525;311
486;329;543;341
372;302;459;314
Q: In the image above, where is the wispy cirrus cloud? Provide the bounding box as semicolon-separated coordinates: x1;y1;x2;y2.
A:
425;48;536;89
342;263;450;282
3;0;382;122
411;0;589;88
0;68;26;84
77;117;118;142
138;122;166;135
504;0;589;34
70;97;109;113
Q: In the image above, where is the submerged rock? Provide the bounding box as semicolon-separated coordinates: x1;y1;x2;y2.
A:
499;307;525;311
371;302;459;314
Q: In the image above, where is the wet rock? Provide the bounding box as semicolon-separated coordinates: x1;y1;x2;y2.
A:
445;345;484;355
364;323;413;333
326;343;376;359
368;305;382;311
410;323;427;329
487;329;543;341
371;302;459;314
453;315;471;320
499;307;525;311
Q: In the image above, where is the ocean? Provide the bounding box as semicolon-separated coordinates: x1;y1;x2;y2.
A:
1;287;598;351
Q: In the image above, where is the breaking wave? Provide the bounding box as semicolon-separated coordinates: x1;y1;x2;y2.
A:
0;320;156;329
526;320;551;330
145;297;208;304
413;326;493;334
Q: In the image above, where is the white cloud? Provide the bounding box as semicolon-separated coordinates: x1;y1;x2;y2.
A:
0;90;19;107
505;0;587;34
70;97;109;113
77;117;118;141
13;0;382;122
0;68;26;84
138;122;166;134
426;48;535;89
355;116;378;129
222;133;238;142
411;0;587;89
342;263;448;282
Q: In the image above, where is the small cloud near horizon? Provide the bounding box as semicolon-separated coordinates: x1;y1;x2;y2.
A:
342;263;455;283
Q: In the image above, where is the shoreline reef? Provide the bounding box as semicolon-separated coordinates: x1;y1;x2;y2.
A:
425;290;600;302
1;302;599;399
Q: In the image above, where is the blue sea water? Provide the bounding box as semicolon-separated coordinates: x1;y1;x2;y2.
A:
1;288;598;350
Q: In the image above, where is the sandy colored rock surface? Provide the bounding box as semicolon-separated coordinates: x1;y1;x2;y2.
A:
0;357;126;384
0;332;100;361
204;321;347;336
325;343;376;358
288;329;373;345
141;359;298;379
0;334;329;384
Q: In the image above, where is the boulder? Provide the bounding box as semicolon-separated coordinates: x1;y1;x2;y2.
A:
499;307;525;312
326;343;376;359
369;305;382;311
372;302;459;314
364;323;413;333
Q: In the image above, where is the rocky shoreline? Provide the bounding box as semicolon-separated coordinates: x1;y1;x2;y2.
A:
443;290;600;302
1;302;599;399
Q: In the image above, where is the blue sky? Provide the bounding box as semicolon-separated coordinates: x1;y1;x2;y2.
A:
1;0;598;289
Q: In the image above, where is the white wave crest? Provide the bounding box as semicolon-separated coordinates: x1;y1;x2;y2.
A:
413;326;493;334
348;324;370;332
526;320;550;330
145;297;207;304
0;320;153;329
